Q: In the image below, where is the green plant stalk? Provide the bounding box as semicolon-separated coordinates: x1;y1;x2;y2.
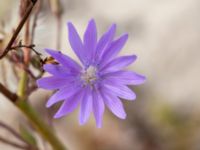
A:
17;70;66;150
17;70;28;100
16;100;66;150
15;1;66;148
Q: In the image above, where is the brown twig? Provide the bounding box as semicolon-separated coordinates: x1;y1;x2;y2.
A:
0;0;37;59
0;136;28;150
23;67;37;79
0;83;18;102
11;44;41;56
0;121;29;145
11;44;34;50
31;0;42;44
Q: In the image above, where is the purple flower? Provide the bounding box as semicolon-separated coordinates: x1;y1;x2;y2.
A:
37;19;146;127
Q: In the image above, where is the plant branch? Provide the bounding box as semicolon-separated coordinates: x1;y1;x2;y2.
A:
11;44;34;50
0;135;28;150
0;0;37;59
0;1;67;149
11;44;41;56
0;82;18;102
0;83;67;150
17;101;67;150
0;121;28;145
31;0;41;44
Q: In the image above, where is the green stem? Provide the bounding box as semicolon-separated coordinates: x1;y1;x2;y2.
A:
17;70;28;100
16;100;66;150
16;70;66;150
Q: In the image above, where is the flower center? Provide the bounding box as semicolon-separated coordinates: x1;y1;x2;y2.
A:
81;66;97;85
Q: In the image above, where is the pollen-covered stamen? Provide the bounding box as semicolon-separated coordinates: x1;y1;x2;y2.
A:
81;66;97;85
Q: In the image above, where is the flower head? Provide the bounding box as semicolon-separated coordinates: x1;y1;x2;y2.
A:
37;19;146;127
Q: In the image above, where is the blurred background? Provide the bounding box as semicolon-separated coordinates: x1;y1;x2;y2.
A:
0;0;200;149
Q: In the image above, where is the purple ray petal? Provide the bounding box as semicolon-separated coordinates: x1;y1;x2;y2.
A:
43;64;76;77
102;70;146;85
37;76;73;90
100;55;137;73
54;90;84;118
99;34;128;66
92;88;105;128
45;49;81;72
67;22;86;64
79;86;92;125
100;89;126;119
46;84;81;107
95;24;116;61
102;81;136;100
83;19;97;61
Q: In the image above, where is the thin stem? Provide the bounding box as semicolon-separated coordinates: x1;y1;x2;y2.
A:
0;0;37;59
17;71;28;100
17;1;66;149
11;44;42;56
0;121;28;145
0;1;67;149
11;44;35;49
0;135;28;150
0;84;67;150
16;100;66;150
0;82;18;102
31;0;41;44
17;0;32;100
24;67;37;79
23;13;31;65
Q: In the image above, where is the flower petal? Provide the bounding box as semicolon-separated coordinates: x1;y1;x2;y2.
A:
100;55;137;73
95;24;116;61
79;86;92;125
103;71;146;85
45;49;81;72
37;76;73;90
92;88;105;128
54;90;84;118
83;19;97;61
100;89;126;119
99;34;128;66
67;22;85;64
46;84;81;107
102;81;136;100
43;64;75;77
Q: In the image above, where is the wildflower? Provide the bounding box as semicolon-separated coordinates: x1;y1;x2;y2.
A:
37;19;146;127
